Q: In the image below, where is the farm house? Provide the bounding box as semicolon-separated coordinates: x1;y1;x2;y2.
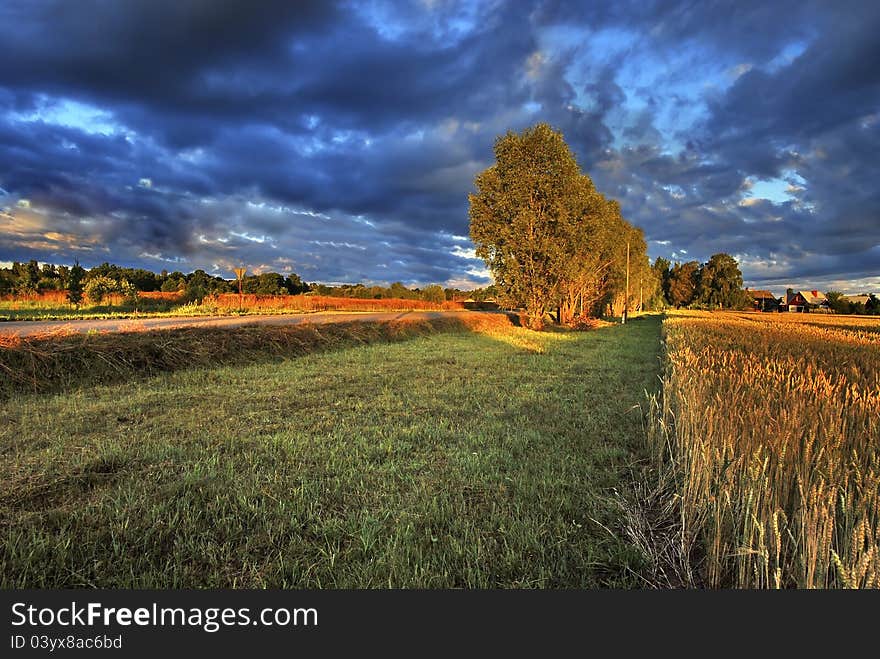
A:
779;290;829;312
746;289;779;312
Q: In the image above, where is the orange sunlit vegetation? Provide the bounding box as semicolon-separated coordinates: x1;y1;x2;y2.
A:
0;290;70;304
210;293;464;313
0;291;473;323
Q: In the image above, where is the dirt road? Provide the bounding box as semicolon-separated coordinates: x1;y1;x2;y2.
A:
0;311;456;338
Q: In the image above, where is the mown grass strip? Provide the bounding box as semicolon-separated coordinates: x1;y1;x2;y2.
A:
1;316;662;588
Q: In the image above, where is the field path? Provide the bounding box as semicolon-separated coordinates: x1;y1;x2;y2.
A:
0;310;457;337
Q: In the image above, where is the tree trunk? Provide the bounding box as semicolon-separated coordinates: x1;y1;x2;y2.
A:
526;297;545;330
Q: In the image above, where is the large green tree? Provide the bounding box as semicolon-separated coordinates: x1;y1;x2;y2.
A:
242;272;288;295
470;124;581;328
667;261;700;308
557;196;638;322
418;284;444;304
12;260;40;296
469;123;641;328
697;253;748;309
84;276;119;304
825;290;847;313
605;223;655;317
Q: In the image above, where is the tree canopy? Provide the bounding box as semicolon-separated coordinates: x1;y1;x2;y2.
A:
667;261;701;308
469;123;647;328
650;254;751;310
697;253;748;309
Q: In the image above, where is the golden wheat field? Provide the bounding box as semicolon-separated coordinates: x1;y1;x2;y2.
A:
650;310;879;588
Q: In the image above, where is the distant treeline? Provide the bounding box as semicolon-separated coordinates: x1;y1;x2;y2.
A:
651;257;879;314
308;282;497;303
0;260;496;304
825;291;880;315
651;254;750;310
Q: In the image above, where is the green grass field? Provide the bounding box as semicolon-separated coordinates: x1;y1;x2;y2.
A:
1;316;661;588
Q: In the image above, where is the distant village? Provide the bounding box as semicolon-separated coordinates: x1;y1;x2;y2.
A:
746;289;879;314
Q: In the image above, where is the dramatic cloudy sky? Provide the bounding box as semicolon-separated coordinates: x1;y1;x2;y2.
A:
1;1;878;293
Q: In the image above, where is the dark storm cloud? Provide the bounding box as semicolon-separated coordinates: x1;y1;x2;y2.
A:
533;0;819;61
529;0;880;292
0;0;878;290
683;2;880;288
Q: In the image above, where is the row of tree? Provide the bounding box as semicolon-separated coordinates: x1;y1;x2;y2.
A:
469;124;660;328
468;124;768;326
307;282;497;303
0;261;312;297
